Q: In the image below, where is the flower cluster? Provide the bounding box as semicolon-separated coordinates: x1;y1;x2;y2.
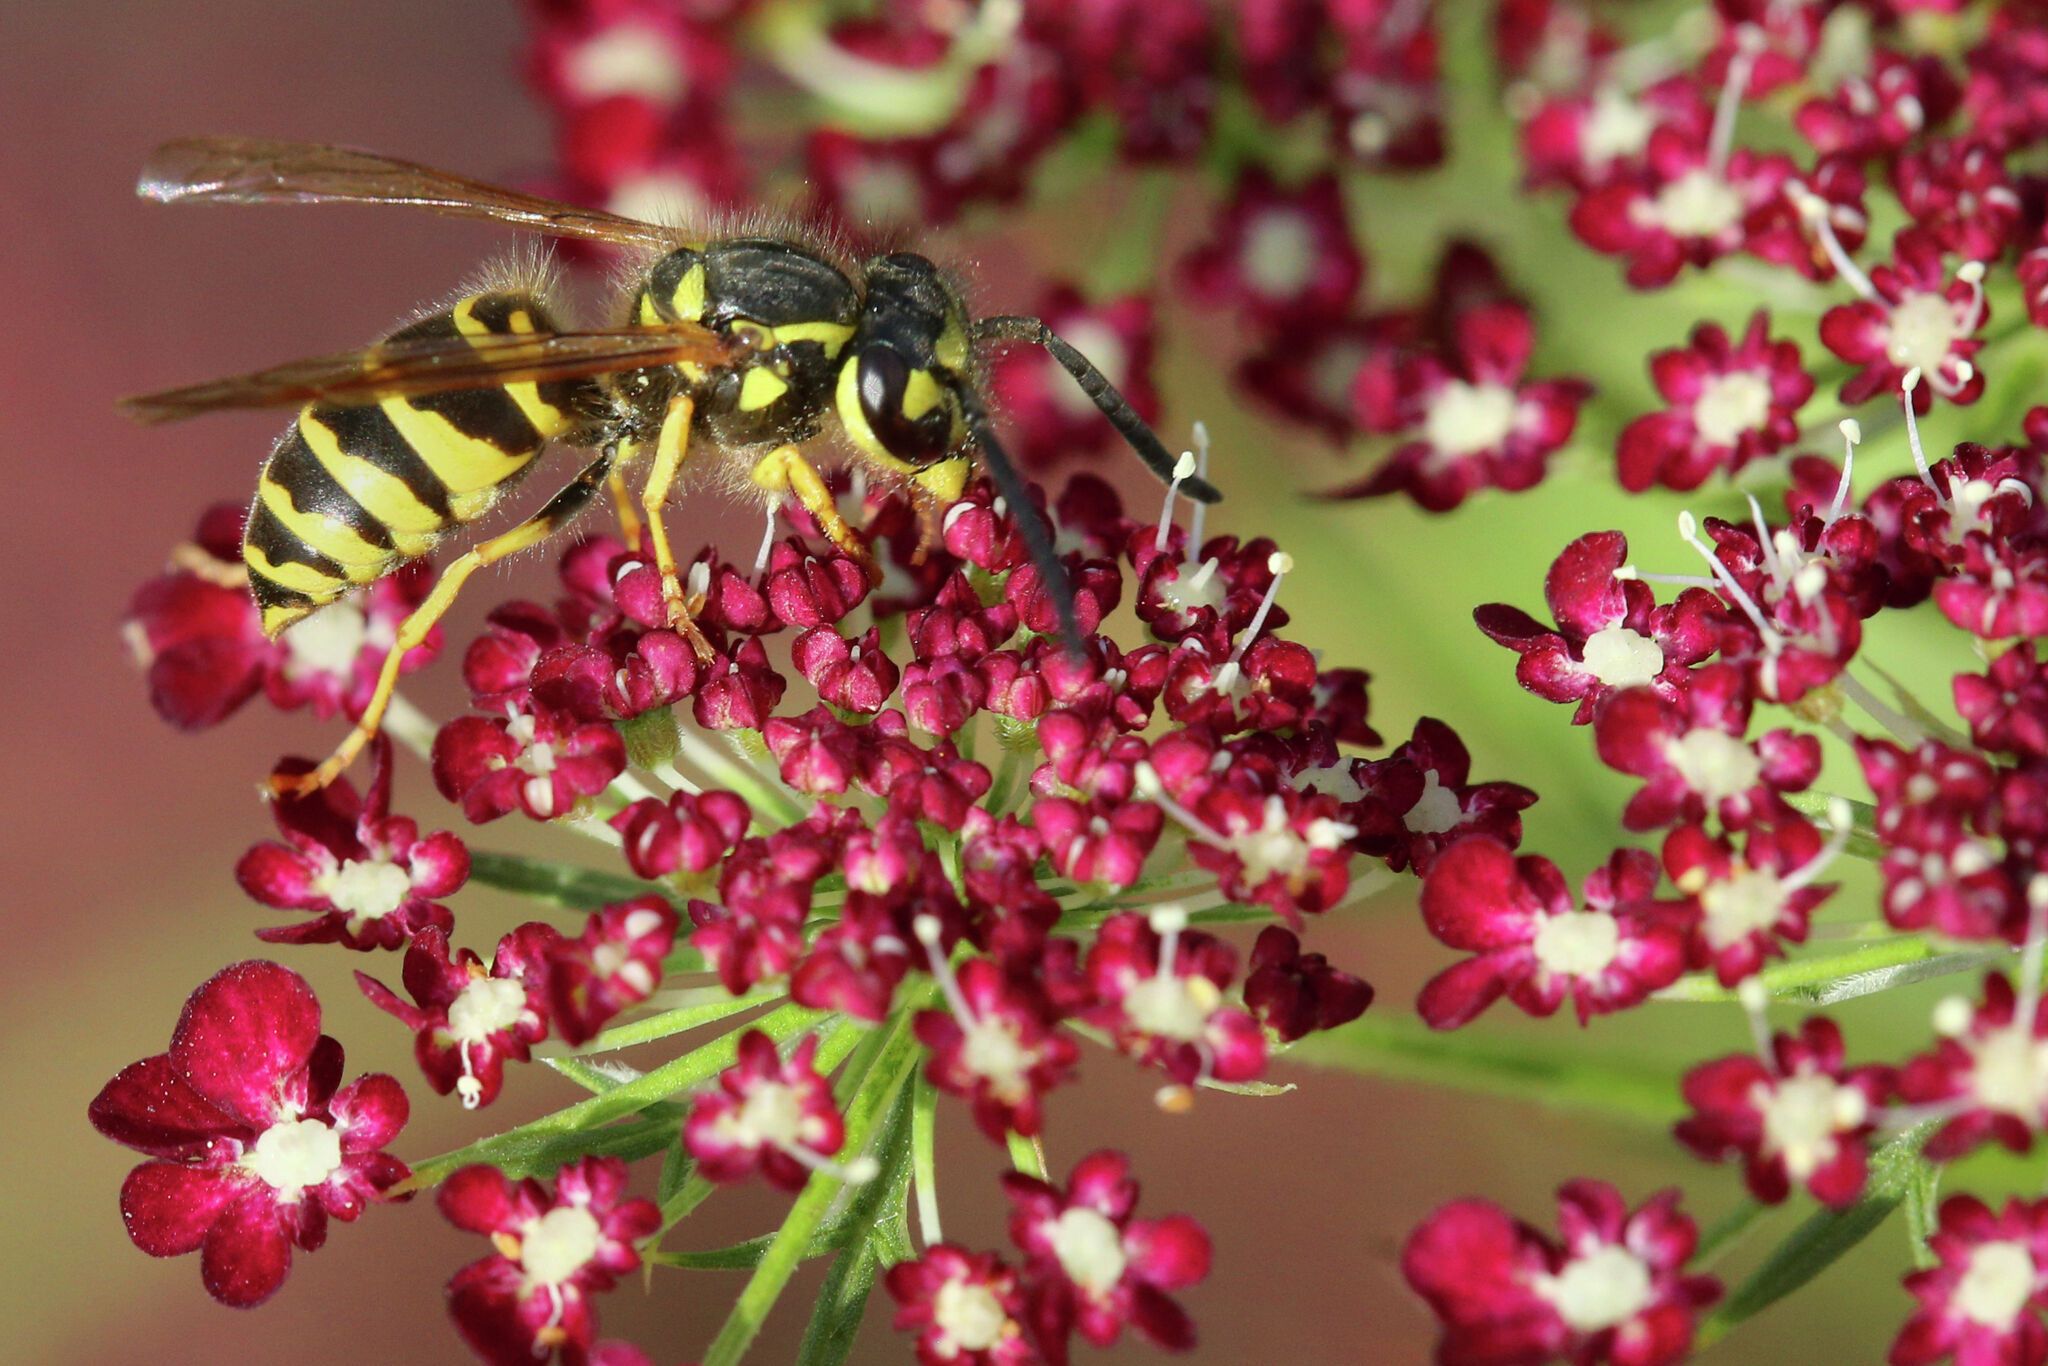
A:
106;1;2048;1364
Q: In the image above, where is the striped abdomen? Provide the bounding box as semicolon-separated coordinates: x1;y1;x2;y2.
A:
244;292;590;636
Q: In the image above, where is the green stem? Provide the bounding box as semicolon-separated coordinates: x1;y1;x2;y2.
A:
467;850;673;912
1655;937;2006;1006
700;992;930;1366
400;1000;829;1191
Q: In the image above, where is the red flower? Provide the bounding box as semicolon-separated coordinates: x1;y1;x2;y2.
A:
1818;228;1987;412
1899;972;2048;1162
1082;909;1266;1089
357;924;558;1109
684;1030;846;1191
1179;169;1363;327
1616;312;1813;493
1334;302;1591;511
1675;1017;1893;1206
433;704;628;823
916;955;1079;1143
1002;1150;1210;1365
1242;924;1374;1042
1893;1195;2048;1366
546;896;679;1046
89;961;410;1306
1418;840;1686;1028
439;1156;659;1366
237;736;468;950
886;1243;1041;1366
1403;1181;1720;1366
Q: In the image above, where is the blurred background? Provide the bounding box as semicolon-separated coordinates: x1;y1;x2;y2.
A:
5;3;1953;1364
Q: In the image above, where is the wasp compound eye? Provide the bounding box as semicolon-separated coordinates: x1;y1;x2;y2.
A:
856;343;953;467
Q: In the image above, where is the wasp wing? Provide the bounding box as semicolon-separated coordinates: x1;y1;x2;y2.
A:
122;325;736;424
139;137;682;251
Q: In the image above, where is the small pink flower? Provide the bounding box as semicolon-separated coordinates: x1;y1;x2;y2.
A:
1900;972;2048;1162
433;704;627;823
684;1030;846;1191
1663;816;1836;985
89;961;410;1306
886;1243;1041;1366
1893;1195;2048;1366
357;925;558;1109
1335;302;1592;511
546;897;679;1047
1083;910;1266;1088
916;956;1079;1143
1818;228;1987;412
1242;925;1374;1043
1002;1150;1210;1365
1675;1017;1893;1206
237;736;468;950
1403;1180;1720;1366
440;1156;658;1366
1179;169;1363;327
1418;840;1686;1028
1616;312;1813;493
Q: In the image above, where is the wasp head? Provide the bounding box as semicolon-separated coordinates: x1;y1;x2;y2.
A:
838;253;973;502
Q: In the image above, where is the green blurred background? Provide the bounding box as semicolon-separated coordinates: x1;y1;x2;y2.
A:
3;2;1992;1362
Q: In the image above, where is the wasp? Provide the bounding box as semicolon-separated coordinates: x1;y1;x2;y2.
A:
122;138;1220;797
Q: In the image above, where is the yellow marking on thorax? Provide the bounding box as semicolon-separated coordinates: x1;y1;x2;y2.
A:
637;294;664;326
295;409;444;538
739;366;790;411
256;475;391;577
768;320;857;355
666;264;706;321
916;456;970;503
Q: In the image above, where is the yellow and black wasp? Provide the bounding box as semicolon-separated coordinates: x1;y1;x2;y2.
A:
121;137;1220;797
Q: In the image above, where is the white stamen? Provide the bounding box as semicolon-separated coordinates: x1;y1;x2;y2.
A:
1677;511;1780;650
1185;422;1213;561
1788;182;1877;300
1155;451;1198;554
1901;370;1936;488
1830;419;1860;523
1707;30;1759;177
1228;552;1294;667
754;508;778;577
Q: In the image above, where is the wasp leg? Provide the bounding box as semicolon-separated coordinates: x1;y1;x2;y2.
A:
749;444;877;582
605;469;644;550
638;394;716;662
268;450;616;799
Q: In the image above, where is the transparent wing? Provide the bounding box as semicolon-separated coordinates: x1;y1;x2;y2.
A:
122;325;736;424
139;137;683;251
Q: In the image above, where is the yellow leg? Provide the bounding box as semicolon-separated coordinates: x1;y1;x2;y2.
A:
269;452;616;799
749;444;877;582
639;395;715;662
606;470;643;550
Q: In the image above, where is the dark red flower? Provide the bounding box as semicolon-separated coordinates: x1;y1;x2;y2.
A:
356;924;558;1109
89;961;410;1307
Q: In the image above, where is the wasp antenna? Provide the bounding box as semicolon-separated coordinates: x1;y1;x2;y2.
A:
955;383;1086;659
972;315;1222;505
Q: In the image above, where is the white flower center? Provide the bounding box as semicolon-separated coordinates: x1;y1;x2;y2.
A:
565;24;684;103
521;1205;603;1286
1157;558;1227;616
1240;209;1318;300
243;1117;344;1201
1530;909;1620;979
1123;971;1219;1042
1292;760;1365;805
1957;1240;2038;1328
1754;1072;1865;1180
1665;729;1763;805
1582;625;1664;688
1050;320;1127;419
283;601;369;678
1533;1243;1656;1333
447;975;529;1044
1423;380;1519;459
1693;370;1774;447
1968;1025;2048;1120
716;1079;807;1149
960;1017;1034;1103
1698;865;1788;949
933;1276;1009;1353
1049;1206;1129;1297
1223;797;1354;886
316;855;413;922
1404;770;1462;835
1886;291;1963;375
1582;87;1655;168
1641;168;1744;238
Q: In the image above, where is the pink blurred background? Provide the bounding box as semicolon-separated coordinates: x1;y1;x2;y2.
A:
5;4;1905;1364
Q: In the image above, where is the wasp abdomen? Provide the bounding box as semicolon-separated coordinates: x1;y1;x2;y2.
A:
244;290;591;636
